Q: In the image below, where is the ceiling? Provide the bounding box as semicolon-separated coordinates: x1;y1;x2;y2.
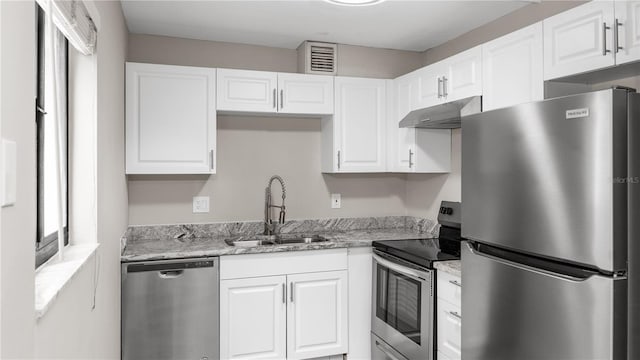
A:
120;0;530;52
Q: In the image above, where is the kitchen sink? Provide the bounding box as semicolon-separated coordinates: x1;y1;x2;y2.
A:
225;234;329;247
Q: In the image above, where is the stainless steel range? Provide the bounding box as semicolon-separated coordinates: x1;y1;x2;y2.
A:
371;201;462;360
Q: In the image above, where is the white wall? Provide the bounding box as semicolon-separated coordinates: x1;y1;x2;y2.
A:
126;34;422;225
0;1;128;358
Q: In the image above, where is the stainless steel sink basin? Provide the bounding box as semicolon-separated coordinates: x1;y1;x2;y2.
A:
225;234;329;247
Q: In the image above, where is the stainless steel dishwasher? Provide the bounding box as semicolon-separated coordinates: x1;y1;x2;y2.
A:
122;257;219;360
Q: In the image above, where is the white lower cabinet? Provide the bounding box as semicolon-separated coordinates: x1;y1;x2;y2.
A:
220;250;349;360
220;276;287;359
287;271;348;360
437;271;462;360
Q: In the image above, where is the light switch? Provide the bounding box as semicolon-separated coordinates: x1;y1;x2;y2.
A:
193;196;210;213
1;139;16;207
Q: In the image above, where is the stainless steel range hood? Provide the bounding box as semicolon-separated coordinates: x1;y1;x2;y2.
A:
399;96;482;129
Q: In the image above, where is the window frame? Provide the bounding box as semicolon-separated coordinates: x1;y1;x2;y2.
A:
35;6;70;268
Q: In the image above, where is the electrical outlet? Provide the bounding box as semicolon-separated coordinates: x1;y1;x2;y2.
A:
193;196;210;213
331;193;341;209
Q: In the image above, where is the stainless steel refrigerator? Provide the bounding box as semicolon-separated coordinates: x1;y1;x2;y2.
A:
461;88;639;360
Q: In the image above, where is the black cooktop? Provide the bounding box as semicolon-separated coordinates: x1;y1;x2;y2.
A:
373;233;461;269
373;201;463;269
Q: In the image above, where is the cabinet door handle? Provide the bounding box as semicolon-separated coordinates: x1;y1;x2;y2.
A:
603;22;612;56
209;149;214;170
443;76;448;97
337;150;341;170
280;89;284;110
409;149;414;169
615;18;623;53
273;88;276;108
449;279;462;287
290;282;294;302
449;311;462;320
282;283;286;304
437;77;443;98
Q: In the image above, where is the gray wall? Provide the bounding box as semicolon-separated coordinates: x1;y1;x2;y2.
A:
127;34;422;225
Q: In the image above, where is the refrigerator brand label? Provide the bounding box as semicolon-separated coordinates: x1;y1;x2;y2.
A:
566;108;589;119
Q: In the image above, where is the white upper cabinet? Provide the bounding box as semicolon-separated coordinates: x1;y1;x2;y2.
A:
277;73;334;114
543;1;616;80
287;271;349;360
324;77;386;173
482;22;544;111
415;46;482;109
614;1;640;65
217;68;278;113
389;74;451;173
444;45;482;102
217;69;334;115
125;62;216;174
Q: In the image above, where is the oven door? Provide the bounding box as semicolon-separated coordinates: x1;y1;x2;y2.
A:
372;250;434;360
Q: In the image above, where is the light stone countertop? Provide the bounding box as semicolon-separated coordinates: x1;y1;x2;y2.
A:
121;216;439;262
434;260;461;277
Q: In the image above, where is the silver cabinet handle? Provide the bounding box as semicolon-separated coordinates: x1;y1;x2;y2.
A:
273;88;276;108
615;18;623;53
209;149;214;170
408;149;414;168
375;340;404;360
603;22;611;56
337;150;341;170
280;89;284;110
437;77;443;98
449;311;462;320
290;282;294;302
282;283;286;304
449;279;461;287
443;76;448;97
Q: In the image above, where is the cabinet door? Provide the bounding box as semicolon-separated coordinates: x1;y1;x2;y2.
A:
220;276;287;359
614;1;640;65
416;62;445;109
278;73;334;114
543;1;615;80
287;271;348;360
444;46;482;102
393;75;417;172
437;298;462;360
125;62;216;174
217;68;277;112
483;23;544;111
334;77;386;172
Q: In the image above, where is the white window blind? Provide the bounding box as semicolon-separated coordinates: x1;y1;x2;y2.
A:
36;0;97;55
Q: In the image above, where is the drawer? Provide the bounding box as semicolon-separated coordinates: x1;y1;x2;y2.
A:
437;298;462;360
437;270;462;307
220;248;347;279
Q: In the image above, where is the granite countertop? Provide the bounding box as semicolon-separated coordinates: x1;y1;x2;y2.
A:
121;216;439;262
434;260;461;277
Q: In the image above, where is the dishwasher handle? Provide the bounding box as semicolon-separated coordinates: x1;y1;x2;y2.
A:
125;258;216;273
158;270;184;279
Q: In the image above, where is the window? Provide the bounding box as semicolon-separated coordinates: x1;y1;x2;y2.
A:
35;6;69;268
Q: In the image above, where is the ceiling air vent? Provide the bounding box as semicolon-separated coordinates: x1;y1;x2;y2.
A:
298;41;338;75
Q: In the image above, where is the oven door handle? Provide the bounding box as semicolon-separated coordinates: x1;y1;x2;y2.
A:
374;339;407;360
373;253;429;281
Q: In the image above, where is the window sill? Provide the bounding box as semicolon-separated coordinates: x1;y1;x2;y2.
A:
35;243;99;319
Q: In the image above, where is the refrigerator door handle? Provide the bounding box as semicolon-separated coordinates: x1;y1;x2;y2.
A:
465;242;598;283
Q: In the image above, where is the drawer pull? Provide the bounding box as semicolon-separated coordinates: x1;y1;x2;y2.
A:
449;280;461;287
449;311;462;320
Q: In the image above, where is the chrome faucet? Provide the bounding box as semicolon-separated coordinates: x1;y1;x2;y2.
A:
264;175;286;235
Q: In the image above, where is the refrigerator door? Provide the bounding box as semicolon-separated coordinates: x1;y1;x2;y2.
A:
462;242;627;360
462;89;629;271
462;243;627;360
